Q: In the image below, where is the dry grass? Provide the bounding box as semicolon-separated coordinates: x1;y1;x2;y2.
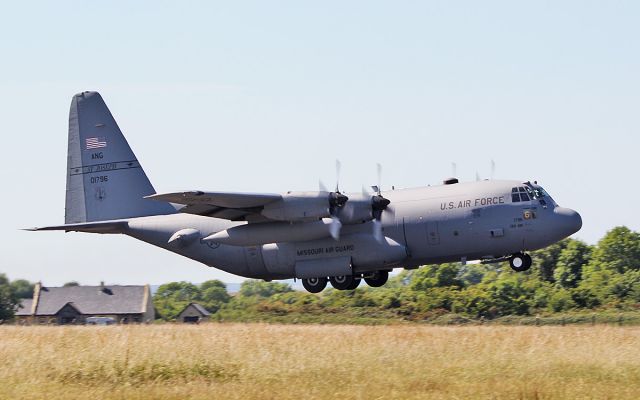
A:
1;324;639;399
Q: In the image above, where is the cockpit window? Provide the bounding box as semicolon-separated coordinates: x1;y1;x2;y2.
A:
521;183;550;208
511;187;532;203
534;188;548;198
523;185;548;200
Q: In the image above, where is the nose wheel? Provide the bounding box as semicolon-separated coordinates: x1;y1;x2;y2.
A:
509;252;532;272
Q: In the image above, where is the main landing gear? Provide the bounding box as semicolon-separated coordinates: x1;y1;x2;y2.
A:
509;252;532;272
301;270;390;293
301;277;328;293
329;275;361;290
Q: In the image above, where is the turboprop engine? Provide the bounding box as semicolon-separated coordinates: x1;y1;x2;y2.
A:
260;191;348;221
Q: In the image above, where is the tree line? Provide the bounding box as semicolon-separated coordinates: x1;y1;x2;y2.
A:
2;226;639;323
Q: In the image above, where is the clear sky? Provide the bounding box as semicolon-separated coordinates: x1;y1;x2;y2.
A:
1;1;638;286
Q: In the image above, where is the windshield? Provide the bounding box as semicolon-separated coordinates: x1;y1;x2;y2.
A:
524;184;548;199
512;184;549;203
523;183;552;208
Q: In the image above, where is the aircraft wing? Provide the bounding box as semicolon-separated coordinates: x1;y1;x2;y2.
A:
146;191;283;221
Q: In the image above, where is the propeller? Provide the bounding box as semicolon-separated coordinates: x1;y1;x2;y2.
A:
370;163;393;241
490;159;496;180
322;159;348;240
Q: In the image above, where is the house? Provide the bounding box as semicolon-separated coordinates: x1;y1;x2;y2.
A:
14;282;154;325
177;302;211;323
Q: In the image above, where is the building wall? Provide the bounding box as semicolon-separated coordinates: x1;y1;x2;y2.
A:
142;285;155;322
14;313;148;325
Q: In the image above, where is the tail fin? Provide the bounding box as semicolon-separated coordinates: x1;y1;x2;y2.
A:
65;91;175;223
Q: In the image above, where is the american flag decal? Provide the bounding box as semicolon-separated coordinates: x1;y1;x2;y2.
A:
86;137;107;150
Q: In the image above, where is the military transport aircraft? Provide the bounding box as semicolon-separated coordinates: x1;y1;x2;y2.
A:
29;92;582;293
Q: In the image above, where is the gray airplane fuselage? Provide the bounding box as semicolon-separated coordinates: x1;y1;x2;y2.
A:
32;92;582;288
124;179;581;280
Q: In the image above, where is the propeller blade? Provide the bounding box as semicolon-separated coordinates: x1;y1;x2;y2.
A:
490;159;496;180
451;162;457;177
319;180;328;193
335;159;342;192
475;172;480;181
384;204;395;220
329;216;342;240
376;163;382;195
373;219;383;242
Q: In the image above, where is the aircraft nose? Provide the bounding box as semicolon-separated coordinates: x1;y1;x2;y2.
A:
554;207;582;236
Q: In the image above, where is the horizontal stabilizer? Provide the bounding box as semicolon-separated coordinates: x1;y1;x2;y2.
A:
24;220;128;234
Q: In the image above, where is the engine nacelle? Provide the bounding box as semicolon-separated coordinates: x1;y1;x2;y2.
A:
337;197;373;224
261;234;407;278
261;192;330;221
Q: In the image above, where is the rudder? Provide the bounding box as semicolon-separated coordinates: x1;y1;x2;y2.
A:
65;91;175;223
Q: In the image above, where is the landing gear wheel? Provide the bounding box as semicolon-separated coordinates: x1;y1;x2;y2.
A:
302;277;328;293
364;270;389;287
346;277;361;290
509;252;532;272
329;275;358;290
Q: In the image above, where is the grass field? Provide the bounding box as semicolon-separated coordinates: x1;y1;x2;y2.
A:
1;324;639;399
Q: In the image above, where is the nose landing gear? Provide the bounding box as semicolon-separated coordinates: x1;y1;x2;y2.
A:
509;252;532;272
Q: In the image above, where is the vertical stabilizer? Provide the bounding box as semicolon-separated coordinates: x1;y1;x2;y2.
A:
65;91;175;223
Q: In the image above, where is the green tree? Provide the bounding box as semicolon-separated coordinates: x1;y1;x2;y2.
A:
239;280;292;298
589;226;640;274
484;272;535;316
532;239;569;282
10;279;34;298
153;281;202;320
554;239;592;288
606;270;640;302
63;281;80;287
458;263;495;287
547;288;576;312
453;285;495;317
409;263;462;291
199;280;230;313
0;274;20;321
